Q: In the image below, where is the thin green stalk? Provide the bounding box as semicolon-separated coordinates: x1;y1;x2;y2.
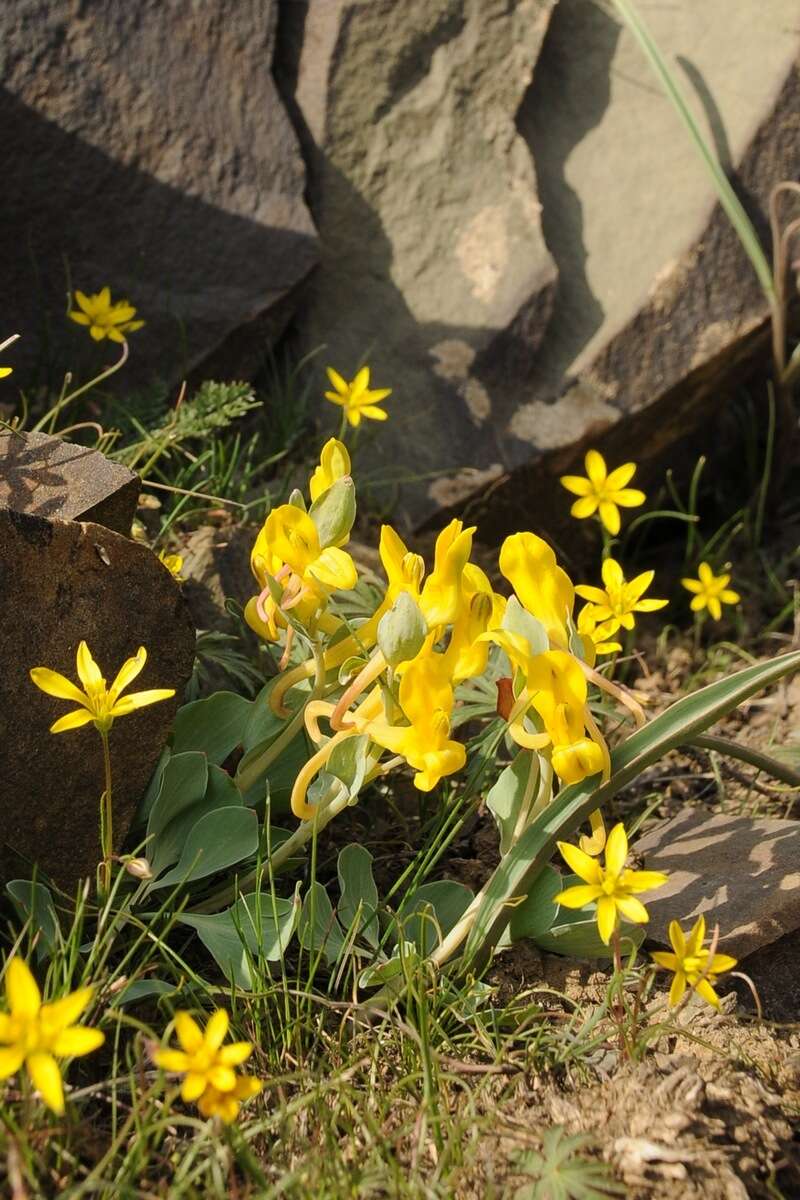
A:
32;339;129;434
99;730;113;898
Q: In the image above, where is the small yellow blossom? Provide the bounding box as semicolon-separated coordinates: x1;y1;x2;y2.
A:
0;958;104;1115
324;365;391;427
69;287;145;343
681;562;740;621
154;1009;261;1124
651;915;737;1009
576;558;667;631
30;642;175;734
553;823;668;944
309;437;351;503
0;365;11;380
158;549;184;581
576;605;622;660
560;450;646;535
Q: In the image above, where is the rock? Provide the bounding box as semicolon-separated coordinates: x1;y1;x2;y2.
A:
1;1;318;391
0;430;139;535
441;0;800;540
0;508;195;889
638;808;800;959
276;0;557;527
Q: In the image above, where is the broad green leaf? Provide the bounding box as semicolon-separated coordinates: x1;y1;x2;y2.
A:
205;764;241;808
398;880;474;957
149;777;243;879
110;979;176;1007
337;844;379;948
172;691;252;764
178;891;299;989
358;942;419;991
148;808;259;891
137;747;171;824
487;751;539;856
327;734;371;798
464;648;800;969
298;881;347;966
146;752;208;841
6;881;59;960
508;865;560;942
533;918;644;960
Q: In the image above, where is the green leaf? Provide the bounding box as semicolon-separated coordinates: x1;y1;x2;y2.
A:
6;881;59;960
298;881;347;966
205;764;242;808
358;942;419;991
513;1126;624;1198
109;979;176;1007
464;648;800;969
487;751;539;856
146;752;208;841
137;747;171;824
533;918;644;961
508;865;560;943
172;691;252;764
178;891;299;989
326;734;371;799
147;808;259;891
398;880;474;957
337;844;379;948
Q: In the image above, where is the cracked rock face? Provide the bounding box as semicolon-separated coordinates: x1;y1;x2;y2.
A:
277;0;557;525
1;0;318;389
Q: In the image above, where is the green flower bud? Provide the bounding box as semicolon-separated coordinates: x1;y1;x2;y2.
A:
378;591;427;668
309;476;356;549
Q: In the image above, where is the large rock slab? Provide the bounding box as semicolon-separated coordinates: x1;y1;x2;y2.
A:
277;0;557;524
441;0;800;538
0;508;195;889
0;431;139;535
638;808;800;960
1;1;318;390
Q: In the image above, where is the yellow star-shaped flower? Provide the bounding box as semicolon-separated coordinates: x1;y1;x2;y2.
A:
324;365;391;427
560;450;646;536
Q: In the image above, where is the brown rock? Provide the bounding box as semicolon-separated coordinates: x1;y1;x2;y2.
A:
2;1;318;391
0;508;195;889
0;430;139;535
638;808;800;959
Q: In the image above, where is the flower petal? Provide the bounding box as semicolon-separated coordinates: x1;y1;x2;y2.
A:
52;1026;104;1058
601;558;624;590
605;462;637;491
684;915;705;955
6;958;41;1019
681;578;703;594
50;709;96;733
596;896;617;944
175;1012;204;1054
181;1072;209;1102
668;920;687;958
613;489;646;508
693;977;721;1009
76;642;104;692
575;586;608;606
556;841;602;885
42;987;93;1030
204;1009;229;1052
603;824;628;878
669;970;687;1006
552;884;602;909
109;647;146;702
0;1046;25;1079
710;953;737;974
218;1042;254;1067
651;951;679;971
698;562;714;584
307;547;358;592
585;450;607;486
27;1052;64;1114
708;597;722;621
560;475;592;497
110;688;175;717
29;667;87;706
613;894;649;924
598;501;621;535
208;1065;237;1093
325;366;348;394
625;869;668;893
358;405;389;421
720;590;740;605
153;1049;191;1073
571;496;599;520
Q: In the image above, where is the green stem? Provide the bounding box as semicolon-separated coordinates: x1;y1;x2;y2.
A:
33;339;129;434
99;730;113;897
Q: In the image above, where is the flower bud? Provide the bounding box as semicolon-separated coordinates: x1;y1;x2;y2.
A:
309;477;356;548
378;591;427;668
124;857;153;881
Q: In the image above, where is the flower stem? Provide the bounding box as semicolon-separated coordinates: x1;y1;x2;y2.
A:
611;924;628;1057
98;730;114;898
33;339;129;435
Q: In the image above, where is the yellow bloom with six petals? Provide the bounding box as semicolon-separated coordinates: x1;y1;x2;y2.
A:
576;605;622;661
651;915;737;1009
324;365;391;427
560;450;645;535
553;823;668;944
154;1009;261;1124
0;958;104;1115
576;558;667;631
681;562;740;621
30;642;175;734
68;287;145;343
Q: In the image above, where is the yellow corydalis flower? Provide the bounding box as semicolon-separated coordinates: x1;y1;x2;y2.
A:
553;823;668;944
324;365;391;427
0;958;104;1115
69;287;145;343
245;505;357;642
30;642;175;734
158;549;184;581
498;532;574;647
309;437;351;503
560;450;645;536
576;558;667;631
681;562;740;621
651;915;737;1009
154;1009;261;1124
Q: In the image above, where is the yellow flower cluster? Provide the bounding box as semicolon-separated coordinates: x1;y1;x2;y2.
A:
155;1009;262;1123
69;287;144;343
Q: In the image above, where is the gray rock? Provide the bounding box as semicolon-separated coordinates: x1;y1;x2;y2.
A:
0;508;195;890
1;1;318;391
0;430;139;535
277;0;557;527
638;808;800;960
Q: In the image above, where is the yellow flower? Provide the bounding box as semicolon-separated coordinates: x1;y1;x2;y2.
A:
324;365;391;427
0;958;104;1115
681;562;740;621
363;651;466;791
158;549;184;581
30;642;175;734
576;558;667;631
0;366;11;380
68;287;145;343
309;437;351;503
245;505;357;642
576;605;622;661
560;450;646;535
379;525;426;605
154;1009;261;1124
498;532;575;647
419;519;475;629
651;916;737;1009
444;564;506;683
553;823;668;944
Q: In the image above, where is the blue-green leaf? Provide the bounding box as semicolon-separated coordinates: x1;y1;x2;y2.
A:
398;880;474;957
6;881;59;960
147;808;259;891
178;890;299;989
337;844;379;948
172;691;252;764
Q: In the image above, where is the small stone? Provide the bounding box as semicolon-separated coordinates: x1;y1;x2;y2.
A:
0;508;195;889
0;431;139;535
637;808;800;959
